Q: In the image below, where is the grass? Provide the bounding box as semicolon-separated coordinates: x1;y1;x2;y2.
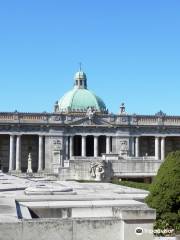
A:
111;179;151;191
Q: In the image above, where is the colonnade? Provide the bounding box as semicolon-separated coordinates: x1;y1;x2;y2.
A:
133;136;166;160
8;135;44;172
5;134;170;172
69;135;111;158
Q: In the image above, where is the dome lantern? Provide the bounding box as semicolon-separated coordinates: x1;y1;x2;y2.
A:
74;63;87;89
74;71;87;89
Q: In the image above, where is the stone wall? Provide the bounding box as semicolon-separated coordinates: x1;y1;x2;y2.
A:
0;217;154;240
58;158;162;181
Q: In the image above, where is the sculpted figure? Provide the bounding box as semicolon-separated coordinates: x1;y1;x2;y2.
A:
90;161;105;181
119;140;128;156
86;107;95;120
27;153;33;174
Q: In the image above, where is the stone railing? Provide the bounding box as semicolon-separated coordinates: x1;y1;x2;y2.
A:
1;112;180;127
115;115;180;126
0;113;16;122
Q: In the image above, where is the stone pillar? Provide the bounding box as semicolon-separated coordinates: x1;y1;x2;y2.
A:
94;136;98;157
15;135;21;172
161;137;165;161
70;136;74;158
81;136;86;157
106;136;110;154
38;135;43;172
135;137;139;157
129;137;135;157
155;137;160;160
65;136;69;160
9;135;15;171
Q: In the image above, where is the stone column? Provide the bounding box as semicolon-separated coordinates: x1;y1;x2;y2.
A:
106;136;110;154
135;137;139;157
9;135;15;171
155;137;160;160
131;137;135;156
94;136;98;157
129;137;135;157
70;136;74;158
65;136;69;160
38;135;43;172
15;135;21;172
81;136;86;157
161;137;165;161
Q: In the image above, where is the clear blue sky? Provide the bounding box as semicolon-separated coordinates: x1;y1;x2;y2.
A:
0;0;179;115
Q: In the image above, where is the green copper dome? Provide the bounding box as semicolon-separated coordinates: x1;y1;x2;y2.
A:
57;71;107;113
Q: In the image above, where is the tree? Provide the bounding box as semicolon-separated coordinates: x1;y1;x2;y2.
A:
146;151;180;233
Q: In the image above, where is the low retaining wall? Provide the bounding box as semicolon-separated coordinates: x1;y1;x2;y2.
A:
0;217;154;240
58;159;162;181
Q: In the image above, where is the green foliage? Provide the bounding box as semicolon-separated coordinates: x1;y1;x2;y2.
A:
111;179;150;191
146;151;180;232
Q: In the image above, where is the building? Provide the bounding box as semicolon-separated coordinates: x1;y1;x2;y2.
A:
0;69;180;181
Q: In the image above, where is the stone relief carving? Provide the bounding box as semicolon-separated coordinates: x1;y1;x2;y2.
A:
90;161;105;181
132;116;138;124
52;138;63;172
66;116;72;121
53;116;62;121
121;117;128;122
119;140;129;157
52;139;62;151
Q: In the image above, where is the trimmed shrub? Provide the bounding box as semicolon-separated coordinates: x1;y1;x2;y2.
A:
146;151;180;233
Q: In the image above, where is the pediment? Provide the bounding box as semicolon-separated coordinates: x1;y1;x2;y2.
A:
66;115;114;127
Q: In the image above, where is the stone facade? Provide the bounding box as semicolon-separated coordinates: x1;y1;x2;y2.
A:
0;111;180;181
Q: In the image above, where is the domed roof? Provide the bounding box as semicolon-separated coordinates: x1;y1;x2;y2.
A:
57;70;107;113
58;88;106;112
